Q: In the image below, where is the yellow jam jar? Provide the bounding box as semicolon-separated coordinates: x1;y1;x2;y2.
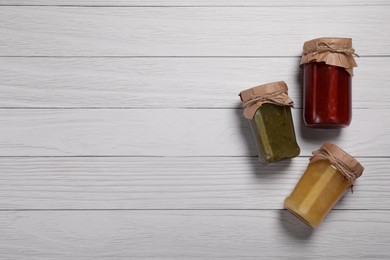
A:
284;143;364;228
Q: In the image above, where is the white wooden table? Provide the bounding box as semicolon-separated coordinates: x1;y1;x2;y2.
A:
1;1;390;259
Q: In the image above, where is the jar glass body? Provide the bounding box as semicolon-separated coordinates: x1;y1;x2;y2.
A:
303;62;352;128
284;160;351;228
249;103;300;163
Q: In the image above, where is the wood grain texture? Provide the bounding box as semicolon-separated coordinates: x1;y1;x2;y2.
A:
1;6;389;56
1;2;390;259
0;109;388;156
1;210;389;259
1;57;388;109
0;157;386;210
2;0;390;6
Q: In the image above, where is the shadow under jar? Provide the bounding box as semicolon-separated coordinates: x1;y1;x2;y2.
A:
284;143;364;228
239;81;300;163
300;38;358;128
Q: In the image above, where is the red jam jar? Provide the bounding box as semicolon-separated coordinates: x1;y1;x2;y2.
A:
300;38;358;128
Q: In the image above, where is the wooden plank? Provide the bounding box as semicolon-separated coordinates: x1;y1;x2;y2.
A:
0;109;388;157
0;157;386;210
0;210;389;259
0;6;389;56
1;0;389;6
0;57;387;109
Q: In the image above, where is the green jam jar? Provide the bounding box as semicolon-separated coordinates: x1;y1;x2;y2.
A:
239;81;300;163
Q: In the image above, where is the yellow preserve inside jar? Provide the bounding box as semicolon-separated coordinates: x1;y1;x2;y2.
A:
284;143;364;228
284;160;351;228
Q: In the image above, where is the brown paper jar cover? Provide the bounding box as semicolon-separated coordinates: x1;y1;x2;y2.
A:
310;142;364;183
239;81;293;120
300;37;358;75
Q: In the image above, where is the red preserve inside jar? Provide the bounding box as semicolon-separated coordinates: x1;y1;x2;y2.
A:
300;37;358;128
303;62;351;128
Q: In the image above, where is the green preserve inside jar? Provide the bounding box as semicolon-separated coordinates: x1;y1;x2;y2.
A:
239;81;300;163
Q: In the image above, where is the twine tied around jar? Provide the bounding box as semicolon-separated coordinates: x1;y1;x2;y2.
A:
308;42;360;58
300;37;358;75
310;143;364;191
239;81;294;120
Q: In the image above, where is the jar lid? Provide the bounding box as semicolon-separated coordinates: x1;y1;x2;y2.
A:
300;37;358;76
239;81;293;120
311;142;364;183
303;37;354;54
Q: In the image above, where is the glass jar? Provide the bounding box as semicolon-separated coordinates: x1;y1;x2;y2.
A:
284;143;364;228
239;81;300;163
300;38;358;128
